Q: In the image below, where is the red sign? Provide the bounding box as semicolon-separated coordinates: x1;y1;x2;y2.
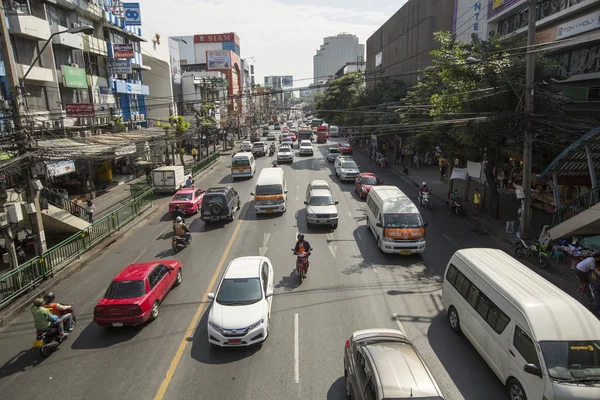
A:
194;33;238;44
65;104;95;117
113;43;134;58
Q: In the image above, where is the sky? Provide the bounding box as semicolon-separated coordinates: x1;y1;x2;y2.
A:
139;0;408;88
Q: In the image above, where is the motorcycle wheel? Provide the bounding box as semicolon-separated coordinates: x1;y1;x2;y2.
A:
538;254;549;269
297;268;303;284
172;244;180;253
39;337;55;358
514;247;528;258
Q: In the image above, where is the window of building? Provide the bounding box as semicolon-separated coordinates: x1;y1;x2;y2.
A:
11;36;41;67
556;45;600;77
46;3;69;26
26;85;49;111
498;0;577;36
8;0;29;13
589;87;600;102
109;31;125;45
85;54;107;77
60;87;88;104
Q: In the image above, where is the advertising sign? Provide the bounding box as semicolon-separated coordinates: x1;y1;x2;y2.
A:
46;160;76;177
206;50;231;70
375;52;382;67
113;43;134;58
62;65;88;89
281;76;293;88
194;33;237;44
300;89;311;98
99;86;112;95
114;80;149;95
453;0;488;43
122;3;142;26
109;59;132;74
557;11;600;40
65;103;95;118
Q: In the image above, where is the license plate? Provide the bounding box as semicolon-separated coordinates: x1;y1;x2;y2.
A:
228;339;242;345
211;216;219;220
266;209;274;213
33;339;43;347
400;250;412;255
112;322;123;327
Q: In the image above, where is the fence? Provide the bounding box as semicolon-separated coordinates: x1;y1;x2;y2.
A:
41;188;92;221
0;189;154;310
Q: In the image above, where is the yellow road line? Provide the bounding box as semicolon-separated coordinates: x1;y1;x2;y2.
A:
154;213;247;400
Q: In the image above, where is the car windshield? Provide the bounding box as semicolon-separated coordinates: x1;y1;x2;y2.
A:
232;159;250;167
172;193;193;201
340;143;350;147
216;278;262;305
342;162;358;169
540;341;600;381
203;194;225;205
329;148;341;154
283;139;292;143
256;184;283;196
362;176;378;185
279;149;291;154
309;196;334;206
104;280;146;299
253;143;264;148
384;213;423;228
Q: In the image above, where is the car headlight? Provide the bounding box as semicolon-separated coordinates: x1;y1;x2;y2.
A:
382;236;394;242
246;318;264;331
307;212;316;218
417;237;425;242
361;186;367;192
330;213;338;218
208;320;222;331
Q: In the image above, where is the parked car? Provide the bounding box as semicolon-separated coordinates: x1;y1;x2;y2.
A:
201;186;241;223
299;140;314;156
327;147;342;162
241;140;252;152
277;146;294;164
334;156;360;181
355;172;383;199
252;141;268;157
207;256;274;347
338;141;353;155
93;260;183;327
304;188;338;229
169;188;205;215
344;329;444;399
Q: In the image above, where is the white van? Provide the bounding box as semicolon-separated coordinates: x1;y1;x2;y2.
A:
365;186;426;254
329;125;339;137
442;248;600;400
231;152;256;179
251;167;287;214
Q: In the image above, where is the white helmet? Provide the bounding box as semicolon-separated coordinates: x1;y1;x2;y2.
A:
176;216;182;222
422;182;427;186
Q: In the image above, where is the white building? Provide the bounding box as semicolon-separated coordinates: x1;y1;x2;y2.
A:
141;34;177;124
313;34;364;84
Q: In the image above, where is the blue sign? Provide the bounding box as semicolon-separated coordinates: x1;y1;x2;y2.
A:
123;3;142;26
114;80;149;95
99;86;111;95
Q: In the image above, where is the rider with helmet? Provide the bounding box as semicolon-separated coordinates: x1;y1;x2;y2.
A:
42;292;74;333
294;233;312;255
173;216;191;242
418;182;429;204
172;205;186;222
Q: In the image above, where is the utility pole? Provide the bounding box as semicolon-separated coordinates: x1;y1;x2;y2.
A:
521;0;537;239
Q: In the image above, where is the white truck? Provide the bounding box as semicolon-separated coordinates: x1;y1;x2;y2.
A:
152;166;187;193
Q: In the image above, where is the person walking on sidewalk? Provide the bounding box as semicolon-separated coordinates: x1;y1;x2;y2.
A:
86;200;95;223
413;154;420;170
192;147;198;162
440;161;447;182
473;188;481;216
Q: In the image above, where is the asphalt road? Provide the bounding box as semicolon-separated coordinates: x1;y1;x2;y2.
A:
0;130;511;400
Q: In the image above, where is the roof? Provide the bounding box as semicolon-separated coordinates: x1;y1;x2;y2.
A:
455;248;600;341
300;140;312;145
309;179;330;188
540;125;600;179
206;187;229;193
360;172;377;177
256;168;284;185
309;189;333;197
115;261;165;280
224;257;265;279
175;188;196;193
370;186;418;214
232;152;253;159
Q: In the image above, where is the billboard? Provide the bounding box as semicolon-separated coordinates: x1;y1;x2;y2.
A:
62;66;88;88
281;76;293;88
65;104;95;118
113;43;134;58
375;52;382;67
206;50;231;70
453;0;488;43
108;59;132;74
300;89;311;98
194;33;239;45
122;3;142;26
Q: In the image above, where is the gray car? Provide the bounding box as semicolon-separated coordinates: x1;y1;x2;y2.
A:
304;188;338;229
344;329;444;400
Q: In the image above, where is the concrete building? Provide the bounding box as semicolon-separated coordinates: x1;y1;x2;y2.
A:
366;0;454;88
334;61;366;79
453;0;489;43
141;32;177;124
171;32;243;114
313;34;364;84
487;0;600;117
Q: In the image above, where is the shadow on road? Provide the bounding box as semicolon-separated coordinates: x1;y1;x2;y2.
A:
71;322;142;350
326;376;346;400
0;348;47;380
275;270;299;291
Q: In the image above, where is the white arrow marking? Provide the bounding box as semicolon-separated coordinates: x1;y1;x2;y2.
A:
328;245;337;258
263;233;271;248
259;247;268;256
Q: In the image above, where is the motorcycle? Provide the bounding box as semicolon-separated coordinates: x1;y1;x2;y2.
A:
172;234;191;253
34;307;75;357
447;198;463;216
269;145;275;156
514;239;549;269
291;249;311;283
418;190;431;209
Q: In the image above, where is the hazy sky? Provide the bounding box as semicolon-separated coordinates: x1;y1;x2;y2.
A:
139;0;408;88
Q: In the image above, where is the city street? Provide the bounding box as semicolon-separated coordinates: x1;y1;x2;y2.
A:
0;134;511;400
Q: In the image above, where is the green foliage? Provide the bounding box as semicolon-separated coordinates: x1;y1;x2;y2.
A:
112;116;127;132
316;72;365;126
168;115;191;134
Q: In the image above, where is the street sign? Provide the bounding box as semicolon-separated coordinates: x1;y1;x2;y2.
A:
65;104;95;118
109;59;132;74
113;43;134;58
123;3;142;26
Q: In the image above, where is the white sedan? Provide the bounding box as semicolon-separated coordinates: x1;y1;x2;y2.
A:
299;140;314;156
267;132;277;141
207;257;273;347
241;141;252;152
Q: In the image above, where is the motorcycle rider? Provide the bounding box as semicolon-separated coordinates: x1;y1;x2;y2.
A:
172;205;186;221
449;189;459;213
42;292;74;332
293;233;312;274
31;297;70;338
173;216;191;242
418;182;429;203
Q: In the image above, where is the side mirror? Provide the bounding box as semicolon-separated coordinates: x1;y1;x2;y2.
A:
376;222;383;228
250;193;255;196
335;201;339;205
207;293;215;300
379;180;384;184
304;201;308;205
168;265;175;271
285;190;288;194
523;363;543;378
424;222;429;227
266;289;274;298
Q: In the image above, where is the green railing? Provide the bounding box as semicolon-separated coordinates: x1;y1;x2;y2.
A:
0;189;154;310
40;188;92;221
191;152;220;176
542;186;600;228
130;179;153;198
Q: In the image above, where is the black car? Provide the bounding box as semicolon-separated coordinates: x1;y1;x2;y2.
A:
200;187;241;223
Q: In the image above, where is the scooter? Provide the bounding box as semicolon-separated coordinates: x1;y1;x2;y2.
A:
418;191;431;209
172;234;191;253
447;198;463;216
269;145;275;156
292;249;311;283
34;307;75;357
514;239;549;268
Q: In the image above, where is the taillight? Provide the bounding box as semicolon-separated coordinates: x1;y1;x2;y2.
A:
94;308;103;317
129;306;142;316
345;339;351;348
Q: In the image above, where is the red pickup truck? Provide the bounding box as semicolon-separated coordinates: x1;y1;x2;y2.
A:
316;126;329;143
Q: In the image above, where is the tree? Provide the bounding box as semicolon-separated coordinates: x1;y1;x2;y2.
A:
168;115;191;168
402;32;566;218
316;72;364;126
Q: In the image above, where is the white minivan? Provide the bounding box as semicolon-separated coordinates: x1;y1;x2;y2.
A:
442;248;600;400
251;167;287;214
365;186;427;254
231;152;256;179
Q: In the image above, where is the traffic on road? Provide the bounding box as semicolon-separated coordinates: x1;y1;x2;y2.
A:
1;110;599;400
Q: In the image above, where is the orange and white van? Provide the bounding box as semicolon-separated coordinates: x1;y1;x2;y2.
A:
365;186;427;254
251;167;287;214
231;152;256;179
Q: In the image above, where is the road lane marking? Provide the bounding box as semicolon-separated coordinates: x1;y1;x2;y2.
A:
263;233;271;247
442;233;460;249
348;211;352;217
259;247;268;256
392;312;406;333
294;313;300;383
153;209;247;400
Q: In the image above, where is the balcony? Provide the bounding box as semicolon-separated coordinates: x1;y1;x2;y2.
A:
50;25;83;50
83;36;107;56
7;12;51;40
16;64;54;83
74;0;104;21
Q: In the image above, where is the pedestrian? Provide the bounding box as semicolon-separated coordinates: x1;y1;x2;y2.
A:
413;154;419;170
440;161;447;182
473;188;481;216
86;199;95;223
192;147;198;162
185;175;194;188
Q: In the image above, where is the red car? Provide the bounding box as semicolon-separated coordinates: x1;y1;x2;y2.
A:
169;188;205;215
338;141;353;155
355;173;383;199
93;260;183;327
288;133;297;142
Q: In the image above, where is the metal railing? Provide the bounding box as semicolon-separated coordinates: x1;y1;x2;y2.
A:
0;189;154;310
191;152;220;176
41;188;92;222
541;186;600;228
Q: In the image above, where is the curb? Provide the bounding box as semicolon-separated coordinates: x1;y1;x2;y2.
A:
0;157;224;327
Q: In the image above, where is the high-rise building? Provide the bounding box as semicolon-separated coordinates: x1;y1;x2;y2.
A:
313;34;364;84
